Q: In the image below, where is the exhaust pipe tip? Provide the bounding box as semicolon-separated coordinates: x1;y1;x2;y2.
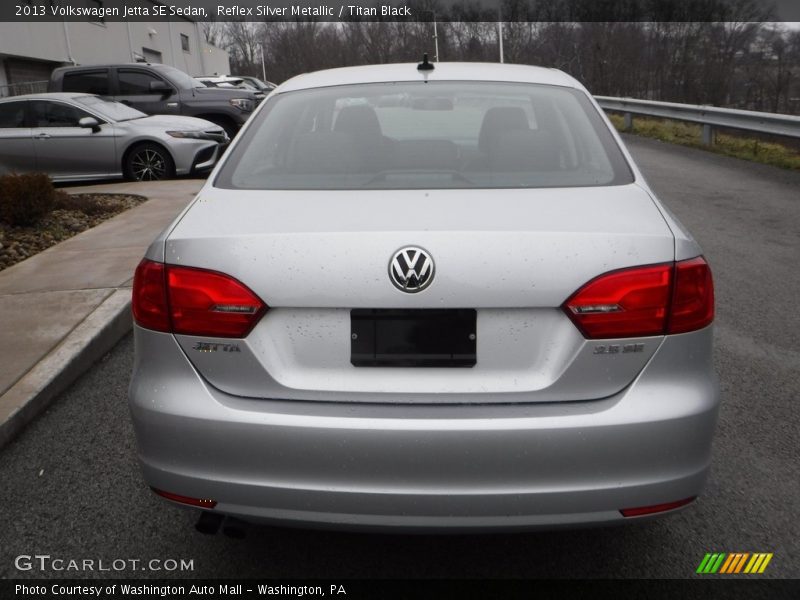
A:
195;511;224;535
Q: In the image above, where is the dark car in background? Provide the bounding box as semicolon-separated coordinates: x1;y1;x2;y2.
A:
49;63;259;139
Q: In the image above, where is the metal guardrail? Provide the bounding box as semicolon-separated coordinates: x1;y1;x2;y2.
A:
596;96;800;145
0;80;49;98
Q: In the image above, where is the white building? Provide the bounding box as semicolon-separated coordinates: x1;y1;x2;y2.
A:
0;5;229;96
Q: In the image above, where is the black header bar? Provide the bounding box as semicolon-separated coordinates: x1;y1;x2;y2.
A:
2;0;800;22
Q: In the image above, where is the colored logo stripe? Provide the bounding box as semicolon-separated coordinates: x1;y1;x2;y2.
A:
697;553;773;574
696;553;713;573
744;553;773;574
720;553;750;573
719;553;737;573
733;553;751;573
697;553;726;573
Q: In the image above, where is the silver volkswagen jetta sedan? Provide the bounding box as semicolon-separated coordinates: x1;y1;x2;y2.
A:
130;62;718;531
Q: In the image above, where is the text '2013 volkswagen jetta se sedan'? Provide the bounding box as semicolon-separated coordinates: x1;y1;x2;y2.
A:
130;61;719;531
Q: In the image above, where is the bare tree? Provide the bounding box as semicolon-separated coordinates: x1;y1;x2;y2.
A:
200;22;225;48
208;0;799;115
224;21;266;77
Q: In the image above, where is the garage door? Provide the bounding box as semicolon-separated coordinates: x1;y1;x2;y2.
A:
5;58;54;84
4;58;54;95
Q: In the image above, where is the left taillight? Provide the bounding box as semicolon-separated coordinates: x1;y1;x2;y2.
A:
132;259;169;332
132;259;267;338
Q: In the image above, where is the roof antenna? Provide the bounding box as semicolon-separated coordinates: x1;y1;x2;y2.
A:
417;53;434;71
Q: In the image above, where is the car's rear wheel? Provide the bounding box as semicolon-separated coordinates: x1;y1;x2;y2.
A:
124;143;175;181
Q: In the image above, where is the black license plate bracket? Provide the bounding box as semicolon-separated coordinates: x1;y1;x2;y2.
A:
351;309;476;367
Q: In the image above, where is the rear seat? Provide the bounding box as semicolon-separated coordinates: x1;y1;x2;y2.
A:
389;140;459;171
286;132;359;173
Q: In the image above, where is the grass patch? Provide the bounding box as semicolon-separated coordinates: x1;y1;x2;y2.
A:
607;113;800;170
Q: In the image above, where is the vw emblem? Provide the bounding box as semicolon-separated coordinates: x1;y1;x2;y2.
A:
389;247;435;293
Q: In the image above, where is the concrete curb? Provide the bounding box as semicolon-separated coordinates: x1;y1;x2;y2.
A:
0;288;132;450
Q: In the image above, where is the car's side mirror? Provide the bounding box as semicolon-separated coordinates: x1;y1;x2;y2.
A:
78;117;101;133
149;81;172;96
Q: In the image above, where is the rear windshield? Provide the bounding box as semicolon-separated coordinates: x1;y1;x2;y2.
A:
215;81;633;190
75;95;146;122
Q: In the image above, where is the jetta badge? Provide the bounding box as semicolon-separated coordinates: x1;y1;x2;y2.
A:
389;246;435;293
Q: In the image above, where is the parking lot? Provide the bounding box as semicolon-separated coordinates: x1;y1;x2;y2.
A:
0;135;797;579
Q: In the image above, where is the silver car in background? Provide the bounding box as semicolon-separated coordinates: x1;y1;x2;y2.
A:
0;93;227;182
130;62;719;531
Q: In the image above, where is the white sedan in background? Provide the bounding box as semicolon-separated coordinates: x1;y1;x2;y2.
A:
0;93;228;182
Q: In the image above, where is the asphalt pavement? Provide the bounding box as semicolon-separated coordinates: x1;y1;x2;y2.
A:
0;136;798;579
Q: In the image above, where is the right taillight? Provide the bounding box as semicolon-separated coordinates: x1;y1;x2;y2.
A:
563;256;714;339
667;256;714;334
132;259;267;338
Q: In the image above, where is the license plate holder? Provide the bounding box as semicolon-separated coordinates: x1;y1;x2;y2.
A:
351;309;476;367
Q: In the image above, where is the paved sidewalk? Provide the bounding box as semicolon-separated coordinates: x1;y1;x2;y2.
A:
0;179;202;448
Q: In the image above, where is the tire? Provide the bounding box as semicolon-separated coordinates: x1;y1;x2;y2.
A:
123;143;176;181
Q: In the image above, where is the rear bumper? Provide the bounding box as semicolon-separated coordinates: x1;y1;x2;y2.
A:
129;327;719;531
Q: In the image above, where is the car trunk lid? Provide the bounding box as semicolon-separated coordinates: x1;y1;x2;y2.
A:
164;183;675;403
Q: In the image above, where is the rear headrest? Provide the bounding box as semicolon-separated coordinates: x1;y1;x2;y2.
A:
334;105;383;139
489;129;561;171
478;107;529;152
